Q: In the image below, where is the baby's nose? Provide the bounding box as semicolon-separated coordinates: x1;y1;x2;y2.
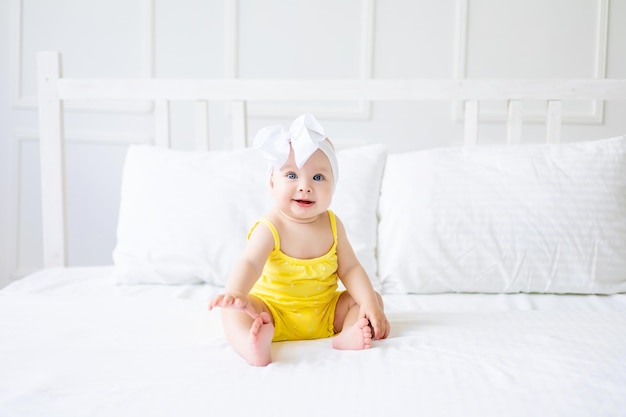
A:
298;181;312;193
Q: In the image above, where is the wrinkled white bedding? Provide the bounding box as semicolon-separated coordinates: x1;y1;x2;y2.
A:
1;267;625;417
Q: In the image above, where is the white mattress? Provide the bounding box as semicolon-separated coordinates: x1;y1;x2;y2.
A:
1;267;625;417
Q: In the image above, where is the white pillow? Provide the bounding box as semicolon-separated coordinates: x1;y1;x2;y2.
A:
332;144;387;291
377;135;626;294
113;144;386;288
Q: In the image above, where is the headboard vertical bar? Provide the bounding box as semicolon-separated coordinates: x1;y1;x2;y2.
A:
463;100;479;146
546;100;562;144
231;100;247;149
37;52;67;268
154;100;171;148
506;100;523;144
194;100;210;151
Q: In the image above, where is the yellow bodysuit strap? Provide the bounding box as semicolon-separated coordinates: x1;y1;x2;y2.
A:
259;217;280;251
248;218;280;251
327;210;338;246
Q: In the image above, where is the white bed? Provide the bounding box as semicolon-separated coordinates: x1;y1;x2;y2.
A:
1;51;626;417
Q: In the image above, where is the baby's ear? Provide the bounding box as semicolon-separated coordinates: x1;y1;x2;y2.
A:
268;166;275;189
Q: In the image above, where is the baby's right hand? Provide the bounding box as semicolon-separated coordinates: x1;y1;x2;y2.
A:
208;293;258;318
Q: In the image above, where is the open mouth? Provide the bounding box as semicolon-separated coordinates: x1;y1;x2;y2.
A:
293;199;314;207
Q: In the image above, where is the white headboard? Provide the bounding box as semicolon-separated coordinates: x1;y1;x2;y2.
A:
37;51;626;269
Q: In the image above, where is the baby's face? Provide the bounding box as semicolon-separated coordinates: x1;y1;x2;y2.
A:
270;147;334;222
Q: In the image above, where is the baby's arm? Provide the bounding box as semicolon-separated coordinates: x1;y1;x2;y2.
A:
335;217;390;340
208;223;274;317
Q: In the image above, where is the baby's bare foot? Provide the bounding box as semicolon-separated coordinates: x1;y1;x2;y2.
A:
332;317;373;350
248;312;274;366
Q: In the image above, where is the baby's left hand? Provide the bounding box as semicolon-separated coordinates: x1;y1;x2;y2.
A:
360;304;390;340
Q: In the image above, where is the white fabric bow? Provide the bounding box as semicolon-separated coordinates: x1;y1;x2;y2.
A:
252;113;338;182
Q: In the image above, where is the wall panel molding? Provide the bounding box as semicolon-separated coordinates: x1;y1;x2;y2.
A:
453;0;609;124
225;0;374;120
7;132;25;283
11;0;155;113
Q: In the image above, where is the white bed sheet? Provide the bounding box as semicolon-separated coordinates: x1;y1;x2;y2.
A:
1;267;625;417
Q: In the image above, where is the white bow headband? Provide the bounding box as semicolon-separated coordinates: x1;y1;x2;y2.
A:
252;113;339;183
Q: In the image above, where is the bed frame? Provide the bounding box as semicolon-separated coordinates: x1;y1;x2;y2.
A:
37;51;626;269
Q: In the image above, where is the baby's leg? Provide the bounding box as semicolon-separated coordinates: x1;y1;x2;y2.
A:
331;293;373;350
220;296;274;366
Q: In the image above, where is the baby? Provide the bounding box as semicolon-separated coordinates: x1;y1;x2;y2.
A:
209;113;389;366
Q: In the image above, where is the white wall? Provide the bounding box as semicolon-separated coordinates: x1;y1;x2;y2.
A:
1;0;625;287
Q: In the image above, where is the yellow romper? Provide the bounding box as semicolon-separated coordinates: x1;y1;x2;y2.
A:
249;210;344;342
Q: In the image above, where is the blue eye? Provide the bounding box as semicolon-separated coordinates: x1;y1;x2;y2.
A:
313;174;323;181
287;172;297;179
